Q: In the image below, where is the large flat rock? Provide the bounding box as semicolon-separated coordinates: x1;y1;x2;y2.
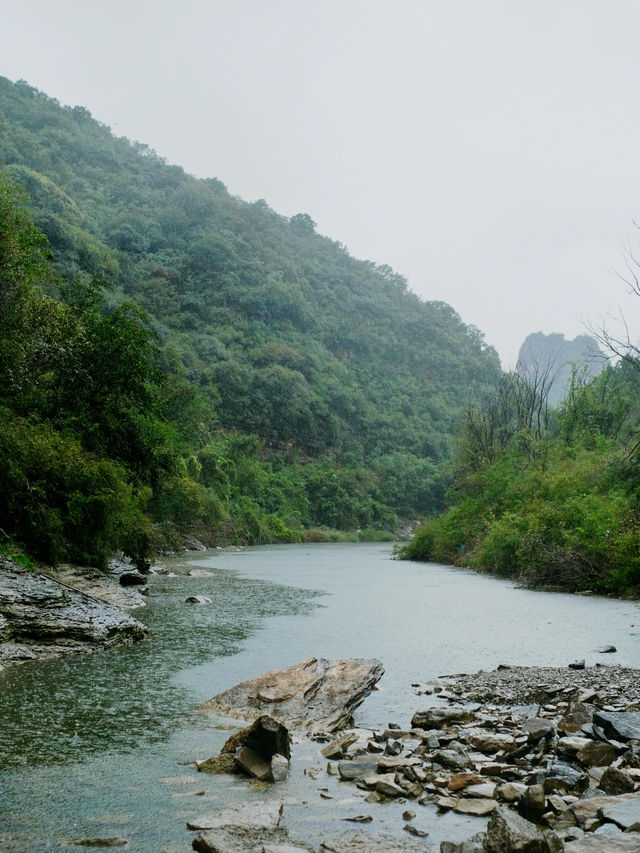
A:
198;657;384;732
0;559;148;665
564;835;640;852
319;831;435;852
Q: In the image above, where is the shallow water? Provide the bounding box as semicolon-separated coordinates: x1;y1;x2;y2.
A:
0;543;638;851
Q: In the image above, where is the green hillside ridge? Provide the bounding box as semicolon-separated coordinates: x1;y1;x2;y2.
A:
0;76;501;567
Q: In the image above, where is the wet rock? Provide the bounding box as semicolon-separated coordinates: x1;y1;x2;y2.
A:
185;595;212;604
593;710;640;743
411;706;475;729
0;558;148;666
319;831;432;851
199;657;384;732
196;753;238;774
234;745;272;781
484;805;550;852
598;646;617;654
221;715;291;762
187;801;283;832
599;766;635;795
64;841;128;848
569;661;586;670
192;826;300;853
337;756;379;780
118;570;146;586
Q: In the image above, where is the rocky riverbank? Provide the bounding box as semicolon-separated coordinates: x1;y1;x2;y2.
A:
186;662;640;852
0;557;148;667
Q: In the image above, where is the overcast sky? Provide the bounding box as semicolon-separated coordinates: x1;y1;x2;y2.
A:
3;0;640;366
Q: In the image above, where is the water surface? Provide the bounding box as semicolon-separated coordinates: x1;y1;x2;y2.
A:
1;543;638;851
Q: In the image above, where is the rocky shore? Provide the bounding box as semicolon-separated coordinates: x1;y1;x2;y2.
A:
0;557;148;667
186;661;640;853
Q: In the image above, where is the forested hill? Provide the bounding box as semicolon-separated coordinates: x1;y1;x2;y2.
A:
0;76;501;566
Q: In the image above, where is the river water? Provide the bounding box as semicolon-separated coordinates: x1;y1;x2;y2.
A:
1;542;639;851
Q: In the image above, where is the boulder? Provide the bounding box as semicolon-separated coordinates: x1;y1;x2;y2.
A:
564;836;640;852
192;827;307;853
234;745;272;781
319;831;432;851
0;558;148;665
570;793;640;828
221;715;291;761
593;711;640;743
411;706;475;729
483;805;551;852
187;801;283;832
599;767;635;795
198;657;384;732
518;785;546;823
576;740;616;767
598;793;640;830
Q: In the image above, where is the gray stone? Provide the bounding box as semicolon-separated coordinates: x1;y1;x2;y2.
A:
199;657;384;732
576;740;616;767
411;706;475;729
570;793;640;828
523;718;556;741
544;762;586;791
234;745;272;781
192;827;301;853
484;805;550;852
598;793;640;829
0;558;148;665
337;755;379;780
518;784;547;823
564;834;640;851
187;801;283;832
270;753;289;782
320;831;432;851
433;749;470;771
593;711;640;742
559;704;594;734
321;732;358;759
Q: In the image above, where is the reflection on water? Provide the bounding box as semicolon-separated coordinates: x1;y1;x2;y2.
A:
0;561;320;766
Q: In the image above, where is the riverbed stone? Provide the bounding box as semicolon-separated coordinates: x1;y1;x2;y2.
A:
337;755;379;780
453;796;497;816
221;715;291;762
559;704;594;734
319;831;432;851
448;772;485;791
599;767;636;795
484;805;550;852
234;745;272;781
270;754;289;782
593;711;640;742
564;835;640;852
464;729;516;753
191;826;294;853
199;657;384;732
411;706;475;729
518;784;547;822
576;740;616;767
598;792;640;829
523;718;556;741
321;732;358;759
187;801;283;832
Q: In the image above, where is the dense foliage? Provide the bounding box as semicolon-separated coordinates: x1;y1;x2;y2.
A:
400;361;640;596
0;77;501;565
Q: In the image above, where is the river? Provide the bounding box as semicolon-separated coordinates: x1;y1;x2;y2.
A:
1;542;639;851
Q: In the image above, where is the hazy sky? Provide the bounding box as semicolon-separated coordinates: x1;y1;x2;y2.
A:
3;0;640;366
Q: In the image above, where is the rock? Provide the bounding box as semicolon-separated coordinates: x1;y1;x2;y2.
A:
599;767;635;795
433;749;470;771
321;732;358;759
594;710;640;742
559;736;590;754
569;661;586;670
377;755;422;771
570;793;640;828
564;835;640;851
497;782;527;802
523;718;556;741
576;740;616;767
402;809;416;821
337;756;379;780
192;827;293;853
598;792;640;829
319;831;432;851
464;729;516;753
453;797;497;816
270;753;289;782
411;706;475;729
196;754;238;774
484;805;550;852
185;595;212;604
448;772;486;792
464;783;497;799
63;841;128;848
187;801;283;832
0;558;148;666
234;745;272;781
544;762;587;791
375;773;405;796
221;715;291;762
560;704;594;734
403;824;428;837
342;815;372;823
440;840;484;853
598;646;617;654
198;657;384;732
263;845;316;853
118;570;147;586
518;784;546;822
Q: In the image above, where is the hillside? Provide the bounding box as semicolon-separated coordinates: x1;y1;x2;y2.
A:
0;76;502;564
